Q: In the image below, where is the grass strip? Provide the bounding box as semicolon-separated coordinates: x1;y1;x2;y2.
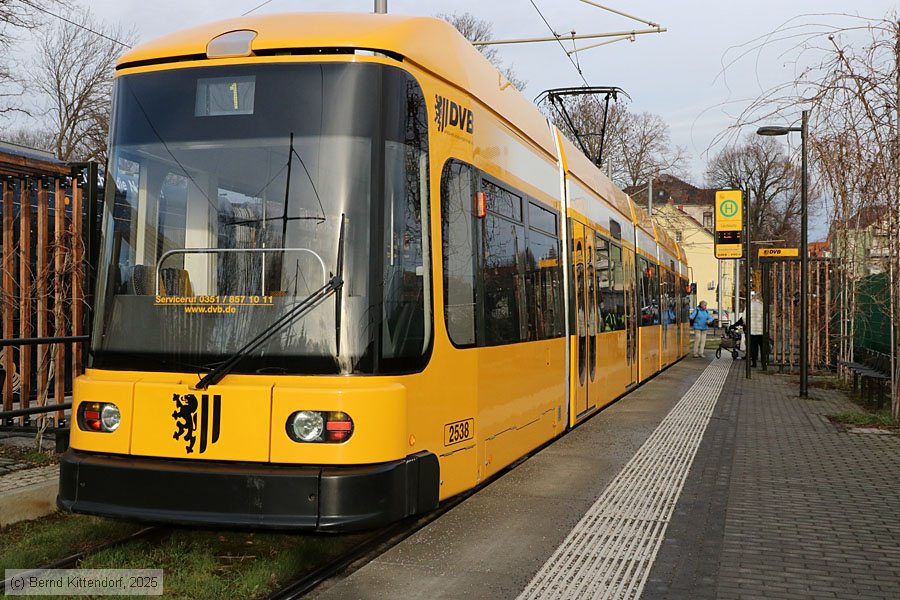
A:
830;410;899;428
79;529;367;600
0;513;143;571
2;512;369;599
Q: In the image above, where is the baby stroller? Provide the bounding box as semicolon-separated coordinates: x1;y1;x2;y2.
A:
715;320;745;360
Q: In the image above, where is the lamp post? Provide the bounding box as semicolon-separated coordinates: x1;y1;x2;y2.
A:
757;109;809;397
745;185;751;380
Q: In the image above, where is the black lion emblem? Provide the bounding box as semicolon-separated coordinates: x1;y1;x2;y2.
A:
172;393;199;453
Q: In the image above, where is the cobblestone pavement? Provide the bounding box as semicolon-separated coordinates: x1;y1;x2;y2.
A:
0;457;28;475
646;365;900;600
0;464;58;493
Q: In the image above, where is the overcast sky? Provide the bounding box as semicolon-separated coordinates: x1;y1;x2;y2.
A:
9;0;900;239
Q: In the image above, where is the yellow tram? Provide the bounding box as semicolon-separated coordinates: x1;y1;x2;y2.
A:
58;13;691;530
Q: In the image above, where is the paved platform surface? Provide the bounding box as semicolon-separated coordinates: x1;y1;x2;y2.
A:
312;356;900;600
0;464;59;526
647;367;900;600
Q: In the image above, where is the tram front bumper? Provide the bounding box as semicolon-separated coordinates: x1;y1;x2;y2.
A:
57;449;439;531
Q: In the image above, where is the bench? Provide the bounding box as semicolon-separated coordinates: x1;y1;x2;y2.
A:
839;348;891;410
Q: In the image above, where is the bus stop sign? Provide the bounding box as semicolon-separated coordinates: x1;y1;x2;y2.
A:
715;190;743;259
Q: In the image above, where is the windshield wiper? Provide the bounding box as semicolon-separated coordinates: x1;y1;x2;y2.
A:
193;274;342;390
193;213;347;390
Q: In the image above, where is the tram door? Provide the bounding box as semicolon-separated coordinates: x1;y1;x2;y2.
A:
571;220;592;418
585;228;598;407
623;247;638;387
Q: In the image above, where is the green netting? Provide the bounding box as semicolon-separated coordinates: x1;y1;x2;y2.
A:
854;273;892;354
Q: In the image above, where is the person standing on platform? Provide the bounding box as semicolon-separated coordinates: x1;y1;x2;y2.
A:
690;300;714;357
749;292;765;367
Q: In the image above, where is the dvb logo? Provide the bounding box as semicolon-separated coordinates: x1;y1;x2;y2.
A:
434;95;475;134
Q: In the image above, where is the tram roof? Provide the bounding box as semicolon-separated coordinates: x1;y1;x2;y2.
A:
117;12;557;157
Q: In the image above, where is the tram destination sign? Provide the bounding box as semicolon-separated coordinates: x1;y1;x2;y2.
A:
715;190;744;259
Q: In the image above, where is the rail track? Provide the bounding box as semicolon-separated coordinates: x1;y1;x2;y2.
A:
263;496;471;600
263;443;555;600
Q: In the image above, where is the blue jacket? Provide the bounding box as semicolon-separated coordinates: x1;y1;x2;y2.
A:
691;308;713;331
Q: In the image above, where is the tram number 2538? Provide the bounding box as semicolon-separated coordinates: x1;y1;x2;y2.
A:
444;419;474;446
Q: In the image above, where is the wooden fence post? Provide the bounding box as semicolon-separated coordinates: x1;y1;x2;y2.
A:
36;179;49;409
2;177;14;412
18;179;32;422
54;177;66;419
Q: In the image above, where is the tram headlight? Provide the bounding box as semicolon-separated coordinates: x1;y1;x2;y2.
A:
288;410;325;442
100;404;121;432
78;402;121;433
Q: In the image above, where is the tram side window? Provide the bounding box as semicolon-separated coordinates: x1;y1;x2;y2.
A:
481;179;527;345
606;243;626;331
525;202;563;340
596;237;612;331
681;277;692;323
675;273;683;325
638;256;659;327
659;268;670;327
381;106;431;363
664;270;676;325
440;161;477;346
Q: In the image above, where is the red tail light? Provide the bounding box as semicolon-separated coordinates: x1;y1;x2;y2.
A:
325;416;353;442
324;412;354;443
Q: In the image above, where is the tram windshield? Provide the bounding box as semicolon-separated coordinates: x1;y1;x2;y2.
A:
92;63;431;375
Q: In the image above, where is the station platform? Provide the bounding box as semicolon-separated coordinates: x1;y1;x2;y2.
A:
312;355;900;600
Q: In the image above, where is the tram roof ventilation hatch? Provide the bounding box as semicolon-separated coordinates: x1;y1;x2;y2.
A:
207;30;257;59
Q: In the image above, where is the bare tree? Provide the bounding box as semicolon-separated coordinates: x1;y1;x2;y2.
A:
1;1;42;27
0;124;54;151
0;1;63;116
0;61;24;117
438;12;527;92
614;110;688;189
31;9;132;161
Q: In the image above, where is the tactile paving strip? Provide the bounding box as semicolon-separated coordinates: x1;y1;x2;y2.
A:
518;360;731;600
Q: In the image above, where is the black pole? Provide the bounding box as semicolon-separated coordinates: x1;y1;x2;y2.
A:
0;335;89;348
800;110;809;397
762;260;770;372
746;188;752;379
281;133;295;246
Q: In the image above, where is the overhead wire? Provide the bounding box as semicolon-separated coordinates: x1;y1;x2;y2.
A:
243;0;277;16
527;0;590;87
29;5;131;47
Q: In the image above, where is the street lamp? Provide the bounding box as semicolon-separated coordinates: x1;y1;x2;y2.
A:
757;109;809;397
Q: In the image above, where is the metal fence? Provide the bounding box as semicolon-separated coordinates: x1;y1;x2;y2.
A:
760;256;836;372
1;152;98;429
